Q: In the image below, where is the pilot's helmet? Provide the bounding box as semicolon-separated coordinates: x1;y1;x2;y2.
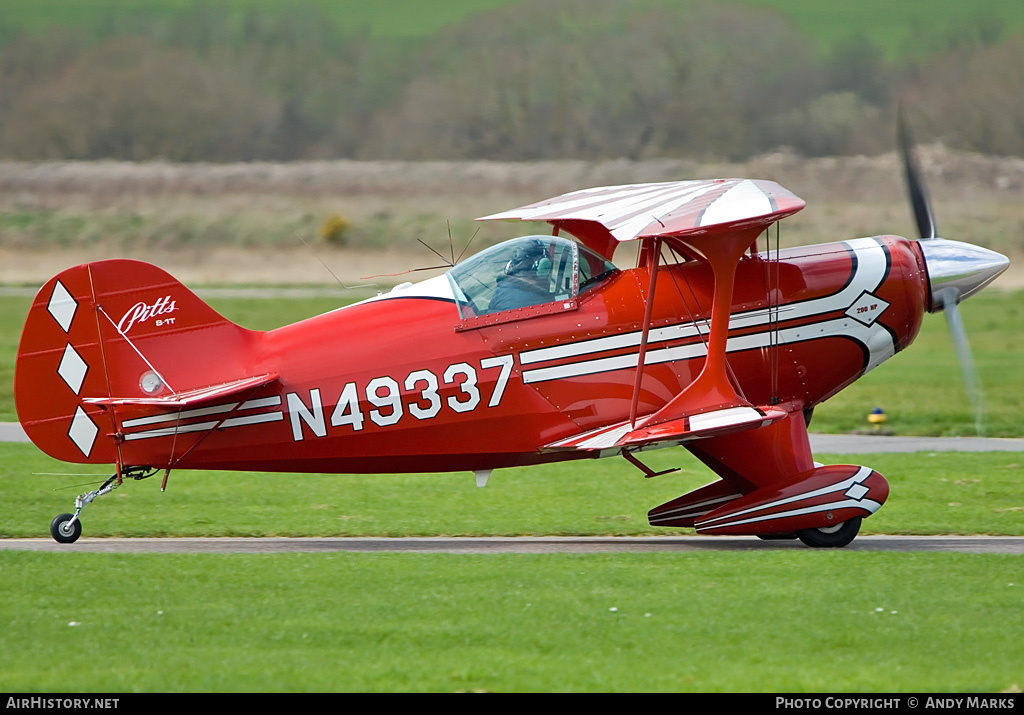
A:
505;240;545;276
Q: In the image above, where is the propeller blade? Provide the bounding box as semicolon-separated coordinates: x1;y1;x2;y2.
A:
941;289;985;436
900;108;1006;437
898;109;938;239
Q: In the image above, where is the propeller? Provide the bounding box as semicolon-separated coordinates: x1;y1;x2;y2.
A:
898;109;938;240
898;110;998;436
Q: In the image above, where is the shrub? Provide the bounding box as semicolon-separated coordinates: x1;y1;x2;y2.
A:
318;213;350;245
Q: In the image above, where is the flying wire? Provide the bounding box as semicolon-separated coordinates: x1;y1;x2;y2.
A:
364;224;482;280
43;477;116;490
664;242;712;351
297;233;379;294
418;237;455;267
769;223;782;404
455;226;481;264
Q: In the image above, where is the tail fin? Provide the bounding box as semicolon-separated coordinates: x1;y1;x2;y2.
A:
15;259;262;464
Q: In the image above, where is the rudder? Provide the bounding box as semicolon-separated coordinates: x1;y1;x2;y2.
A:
15;260;261;464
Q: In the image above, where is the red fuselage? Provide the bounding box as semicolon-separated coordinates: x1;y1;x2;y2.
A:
107;235;926;474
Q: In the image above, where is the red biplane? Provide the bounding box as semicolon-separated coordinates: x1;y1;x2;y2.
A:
15;133;1009;547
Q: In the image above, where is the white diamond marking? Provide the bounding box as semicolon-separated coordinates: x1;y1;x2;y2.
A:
47;281;78;333
68;406;99;457
845;291;890;326
845;483;870;501
57;343;88;395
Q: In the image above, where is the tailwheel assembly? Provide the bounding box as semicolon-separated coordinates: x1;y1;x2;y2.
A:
49;466;159;544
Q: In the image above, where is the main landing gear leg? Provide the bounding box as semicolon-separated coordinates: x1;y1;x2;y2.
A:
49;466;158;544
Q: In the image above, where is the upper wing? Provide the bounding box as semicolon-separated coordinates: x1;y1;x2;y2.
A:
477;179;805;259
481;178;807;453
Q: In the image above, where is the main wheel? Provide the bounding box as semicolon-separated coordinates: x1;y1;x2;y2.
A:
796;517;861;548
50;513;82;544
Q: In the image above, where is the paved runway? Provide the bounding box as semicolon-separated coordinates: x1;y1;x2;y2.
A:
3;535;1023;554
810;433;1024;453
5;422;1024;451
1;423;29;442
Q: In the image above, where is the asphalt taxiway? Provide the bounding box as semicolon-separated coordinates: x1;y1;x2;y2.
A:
2;535;1023;554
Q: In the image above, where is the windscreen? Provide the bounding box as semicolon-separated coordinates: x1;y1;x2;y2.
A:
447;235;617;319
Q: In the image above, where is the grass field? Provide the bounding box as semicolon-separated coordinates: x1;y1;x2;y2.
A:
5;0;1024;59
2;441;1023;692
0;0;519;42
743;0;1024;58
1;550;1022;692
2;443;1024;539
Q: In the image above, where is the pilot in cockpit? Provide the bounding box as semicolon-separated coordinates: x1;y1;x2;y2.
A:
488;240;553;312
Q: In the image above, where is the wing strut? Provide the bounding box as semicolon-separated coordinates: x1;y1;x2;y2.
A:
629;236;661;427
635;227;762;429
545;223;793;456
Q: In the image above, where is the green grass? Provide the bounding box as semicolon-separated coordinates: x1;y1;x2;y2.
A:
744;0;1024;59
1;550;1021;692
812;289;1024;437
1;294;30;421
0;0;521;42
5;0;1024;59
3;443;1022;538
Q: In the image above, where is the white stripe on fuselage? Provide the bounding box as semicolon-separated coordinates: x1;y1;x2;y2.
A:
123;410;283;441
520;238;893;383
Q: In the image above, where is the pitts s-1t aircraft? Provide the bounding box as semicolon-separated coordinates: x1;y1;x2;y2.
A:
15;137;1009;547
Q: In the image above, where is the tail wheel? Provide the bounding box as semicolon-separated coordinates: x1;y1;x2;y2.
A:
50;513;82;544
796;517;861;548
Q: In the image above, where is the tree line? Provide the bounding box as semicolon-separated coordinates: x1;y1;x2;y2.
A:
0;0;1020;163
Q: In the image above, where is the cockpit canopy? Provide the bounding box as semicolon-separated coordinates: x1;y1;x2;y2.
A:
446;235;618;319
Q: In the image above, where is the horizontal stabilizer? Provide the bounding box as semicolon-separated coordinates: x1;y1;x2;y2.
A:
542;404;788;455
83;373;278;408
